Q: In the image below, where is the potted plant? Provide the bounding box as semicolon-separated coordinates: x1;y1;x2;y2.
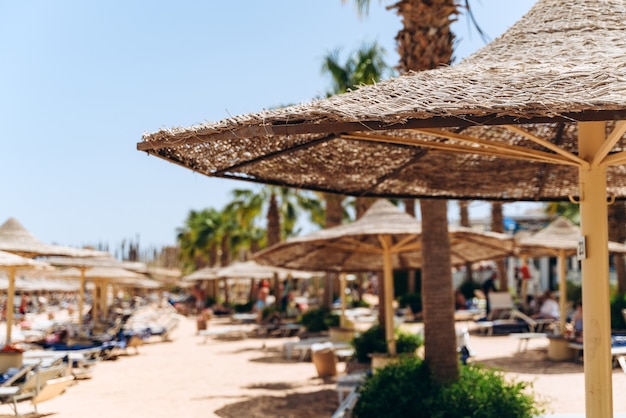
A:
352;324;423;371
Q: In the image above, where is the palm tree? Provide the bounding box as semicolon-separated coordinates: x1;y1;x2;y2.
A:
349;0;462;382
458;201;473;283
176;208;222;273
321;42;393;96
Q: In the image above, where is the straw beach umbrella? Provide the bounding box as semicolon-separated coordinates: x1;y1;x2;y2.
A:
0;218;105;258
255;199;515;355
0;218;106;339
0;250;52;343
516;216;626;334
139;1;626;413
213;260;321;305
41;256;121;327
51;266;146;325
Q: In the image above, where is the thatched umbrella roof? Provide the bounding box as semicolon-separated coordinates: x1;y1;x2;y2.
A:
517;216;626;257
0;250;51;270
139;0;626;202
51;266;145;284
0;218;106;258
0;216;101;343
214;260;321;280
181;266;219;282
516;216;626;333
255;199;514;272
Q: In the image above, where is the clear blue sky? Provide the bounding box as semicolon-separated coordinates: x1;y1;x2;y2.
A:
0;1;538;253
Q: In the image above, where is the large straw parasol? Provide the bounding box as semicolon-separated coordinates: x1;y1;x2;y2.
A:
51;265;146;325
214;260;320;281
0;250;52;343
181;267;219;282
516;216;626;334
138;1;626;413
255;199;514;355
42;256;122;327
0;218;105;258
0;218;107;340
211;260;321;305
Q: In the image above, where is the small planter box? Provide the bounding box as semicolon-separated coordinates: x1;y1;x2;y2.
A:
329;327;355;343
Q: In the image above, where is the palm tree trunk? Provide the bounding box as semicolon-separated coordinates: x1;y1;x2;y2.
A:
491;202;508;291
390;0;459;383
420;199;458;382
321;193;345;308
267;192;281;247
459;201;473;282
355;197;376;219
404;199;417;293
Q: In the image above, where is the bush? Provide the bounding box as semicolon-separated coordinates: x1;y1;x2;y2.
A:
351;299;370;308
610;292;626;330
299;307;339;332
352;324;423;363
458;280;481;301
398;293;422;314
566;282;582;306
352;357;544;418
233;302;253;313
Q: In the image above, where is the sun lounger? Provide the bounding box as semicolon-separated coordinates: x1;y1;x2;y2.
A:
568;337;626;365
0;363;38;388
283;338;352;361
0;363;73;416
331;390;360;418
509;332;548;353
335;371;367;403
198;325;254;343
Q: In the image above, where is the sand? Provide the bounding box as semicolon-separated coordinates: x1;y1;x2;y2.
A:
2;313;626;418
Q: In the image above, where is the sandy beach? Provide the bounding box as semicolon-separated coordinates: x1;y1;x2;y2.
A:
2;312;625;418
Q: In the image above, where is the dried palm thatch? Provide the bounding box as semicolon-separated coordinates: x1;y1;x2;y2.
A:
50;266;145;284
139;0;626;202
254;200;514;272
0;250;50;270
214;260;321;280
0;218;107;258
516;216;626;258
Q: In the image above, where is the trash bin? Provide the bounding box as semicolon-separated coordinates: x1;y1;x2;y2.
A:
311;342;337;377
196;317;207;331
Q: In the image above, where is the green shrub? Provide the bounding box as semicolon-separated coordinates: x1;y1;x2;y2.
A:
233;302;253;313
204;296;216;308
299;307;339;332
351;299;370;308
610;292;626;330
398;293;422;314
353;357;544;418
566;282;582;306
458;280;481;301
352;324;423;363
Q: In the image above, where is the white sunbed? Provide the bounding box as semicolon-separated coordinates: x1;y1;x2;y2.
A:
0;363;74;416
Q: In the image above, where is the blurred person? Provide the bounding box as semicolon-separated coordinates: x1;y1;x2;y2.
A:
481;273;497;315
532;290;560;320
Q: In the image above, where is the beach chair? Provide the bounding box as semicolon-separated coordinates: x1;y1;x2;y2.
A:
0;363;39;388
618;355;626;374
487;292;515;320
331;390;360;418
0;363;73;416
